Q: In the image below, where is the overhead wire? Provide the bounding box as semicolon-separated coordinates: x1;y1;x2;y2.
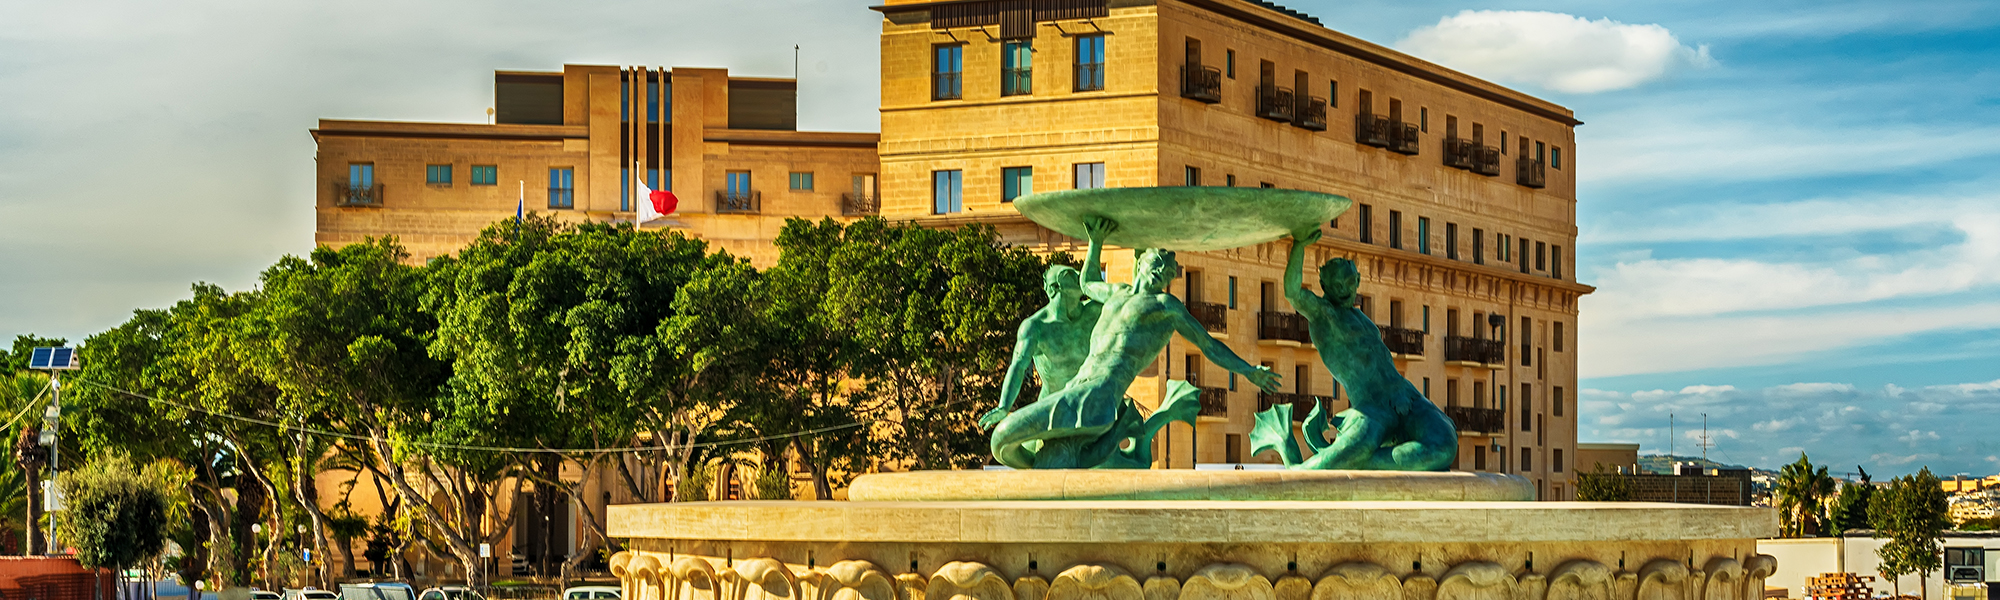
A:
70;378;977;455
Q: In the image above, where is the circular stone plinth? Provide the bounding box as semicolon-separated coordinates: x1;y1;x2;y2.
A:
845;469;1531;502
1012;187;1352;251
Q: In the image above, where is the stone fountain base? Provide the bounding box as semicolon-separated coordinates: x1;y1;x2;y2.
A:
607;471;1777;600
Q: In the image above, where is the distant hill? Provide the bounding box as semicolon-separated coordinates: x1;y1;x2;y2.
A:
1637;454;1752;475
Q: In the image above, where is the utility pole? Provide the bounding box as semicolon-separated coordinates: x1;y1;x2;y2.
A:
28;347;78;555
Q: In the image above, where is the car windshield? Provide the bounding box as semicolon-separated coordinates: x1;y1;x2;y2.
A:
595;593;620;599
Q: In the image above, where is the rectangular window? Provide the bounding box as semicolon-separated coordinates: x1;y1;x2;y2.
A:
1422;305;1431;333
1260;182;1274;189
348;163;374;187
1422;377;1430;399
1536;141;1546;162
1521;383;1533;431
1447;379;1459;407
1388;210;1403;249
1445;222;1458;259
1225;49;1235;78
647;79;662;123
1501;131;1508;153
789;172;814;191
1075;34;1106;92
650;168;663;191
1389;300;1404;328
470;165;497;186
1496;385;1507;411
1554;386;1565;417
726;170;752;196
1420;107;1428;132
1553;448;1563;473
621;167;630;212
1417;217;1431;255
1472;228;1484;264
547;167;574;209
1358;204;1373;244
1521;316;1533;367
426;164;452;185
932;170;964;214
1473;381;1486;409
1003;40;1033;96
1521;448;1532;473
1554;322;1565;352
1552;146;1562;170
1520;238;1531;274
1184;166;1200;186
1002;167;1033;202
1073;162;1106;189
1225;174;1235;187
1328;79;1338;107
1359;295;1372;319
933;44;964;100
1227;276;1238;309
1536;241;1547;271
1552;245;1564;279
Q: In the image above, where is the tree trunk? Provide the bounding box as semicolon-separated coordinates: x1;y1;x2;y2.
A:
292;440;333;588
23;462;42;554
793;440;832;500
363;426;486;589
179;494;212;590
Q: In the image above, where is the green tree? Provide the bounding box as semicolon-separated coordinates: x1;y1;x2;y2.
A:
1576;463;1633;501
823;218;1051;472
1776;453;1837;537
1871;467;1948;599
1829;468;1875;536
53;453;174;570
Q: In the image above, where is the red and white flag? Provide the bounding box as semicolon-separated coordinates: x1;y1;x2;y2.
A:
638;178;677;224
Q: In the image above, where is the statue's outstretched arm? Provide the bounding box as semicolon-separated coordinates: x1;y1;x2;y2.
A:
979;325;1038;431
1082;216;1117;301
1284;227;1326;316
1167;296;1282;392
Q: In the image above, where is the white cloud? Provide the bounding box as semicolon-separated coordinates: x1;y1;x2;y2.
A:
1396;10;1712;94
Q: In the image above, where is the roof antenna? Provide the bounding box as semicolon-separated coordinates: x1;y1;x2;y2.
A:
794;44;800;81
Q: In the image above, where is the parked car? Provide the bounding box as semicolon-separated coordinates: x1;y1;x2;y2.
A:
510;554;529;576
283;589;340;600
416;588;485;600
561;587;621;600
340;583;417;600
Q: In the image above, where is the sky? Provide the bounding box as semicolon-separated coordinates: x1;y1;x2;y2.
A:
2;0;1997;477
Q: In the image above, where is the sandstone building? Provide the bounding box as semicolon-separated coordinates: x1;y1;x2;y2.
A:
311;0;1590;499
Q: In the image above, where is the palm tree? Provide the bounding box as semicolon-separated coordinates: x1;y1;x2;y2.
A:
1776;453;1837;537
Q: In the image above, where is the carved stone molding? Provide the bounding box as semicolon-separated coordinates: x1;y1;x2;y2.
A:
1050;564;1145;600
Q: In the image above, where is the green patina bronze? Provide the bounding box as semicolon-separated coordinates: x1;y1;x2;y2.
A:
990;187;1453;471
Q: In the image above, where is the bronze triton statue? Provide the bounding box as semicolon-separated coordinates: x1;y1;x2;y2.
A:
983;217;1281;469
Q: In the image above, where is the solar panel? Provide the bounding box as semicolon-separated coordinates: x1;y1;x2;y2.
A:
27;347;77;370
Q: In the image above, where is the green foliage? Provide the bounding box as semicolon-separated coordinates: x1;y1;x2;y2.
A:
1829;481;1875;536
1871;467;1949;586
1576;463;1633;501
1776;453;1837;537
54;453;174;569
752;459;794;500
679;461;715;502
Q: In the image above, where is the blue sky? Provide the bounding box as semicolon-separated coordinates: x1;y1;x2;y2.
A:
2;0;1996;476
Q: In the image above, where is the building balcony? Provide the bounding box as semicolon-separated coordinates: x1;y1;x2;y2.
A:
1516;157;1547;188
1199;386;1229;417
1180;65;1221;103
1442;405;1505;434
1188;300;1228;332
1443;137;1476;170
1389;121;1421;155
1378;325;1425;358
1355;113;1391;148
1443;336;1506;367
1258;391;1333;421
1470;144;1502;176
335;182;382;207
716;190;761;214
841;193;879;216
1256;85;1295;122
1293;96;1328;131
1257;311;1311;344
1002;68;1032;96
932;73;962;101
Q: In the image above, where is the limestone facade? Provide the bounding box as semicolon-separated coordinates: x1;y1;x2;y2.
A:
874;0;1589;496
312;64;880;265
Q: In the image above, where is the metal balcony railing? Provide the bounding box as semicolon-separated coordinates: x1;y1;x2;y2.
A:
1258;392;1333;421
335;182;382;207
933;72;962;100
1294;96;1328;131
715;190;761;214
1256;85;1295;122
1199;387;1229;417
1188;301;1228;332
1471;144;1502;176
1002;68;1032;96
1442;405;1505;434
1443;336;1506;365
1180;65;1221;103
1257;311;1311;344
1378;326;1425;357
1516;157;1547;188
1075;62;1105;91
1389;121;1421;155
841;193;878;216
1444;137;1476;170
1355;113;1391;148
